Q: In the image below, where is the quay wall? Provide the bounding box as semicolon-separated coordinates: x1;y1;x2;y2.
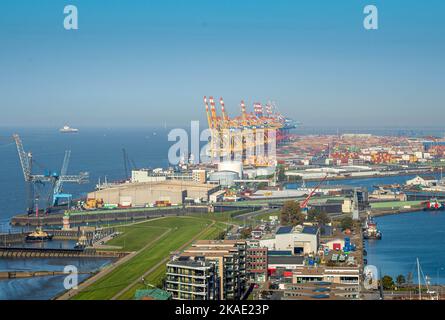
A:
0;247;128;259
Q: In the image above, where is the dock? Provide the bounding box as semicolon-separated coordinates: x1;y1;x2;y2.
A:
0;228;116;245
0;246;129;258
9;206;208;227
0;270;93;279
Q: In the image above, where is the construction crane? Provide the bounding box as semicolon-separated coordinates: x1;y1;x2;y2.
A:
300;174;328;213
122;148;138;180
52;150;71;206
13;134;89;214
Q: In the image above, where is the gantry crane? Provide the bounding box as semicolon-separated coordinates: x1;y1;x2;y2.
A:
13;134;89;214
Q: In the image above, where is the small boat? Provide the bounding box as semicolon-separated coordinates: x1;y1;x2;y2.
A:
363;215;382;240
363;229;382;240
423;198;445;211
59;124;79;133
25;226;53;242
74;231;88;250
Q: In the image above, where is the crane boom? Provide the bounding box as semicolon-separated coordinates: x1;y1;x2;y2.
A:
300;174;328;209
13;133;89;212
54;150;71;196
12;134;31;181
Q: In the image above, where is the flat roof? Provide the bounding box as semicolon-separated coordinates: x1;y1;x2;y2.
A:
268;255;305;265
92;180;217;192
167;259;213;269
302;226;319;235
276;226;293;235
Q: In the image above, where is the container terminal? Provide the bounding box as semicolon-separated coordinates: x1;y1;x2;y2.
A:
3;97;445;300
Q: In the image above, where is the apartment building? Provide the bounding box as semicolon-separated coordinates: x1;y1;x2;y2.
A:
246;246;268;283
165;258;217;300
166;240;247;300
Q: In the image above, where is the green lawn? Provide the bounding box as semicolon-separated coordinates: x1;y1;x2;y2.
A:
371;200;422;209
71;216;211;300
68;205;180;216
115;222;227;300
70;209;244;300
189;210;248;225
254;210;280;221
105;224;167;251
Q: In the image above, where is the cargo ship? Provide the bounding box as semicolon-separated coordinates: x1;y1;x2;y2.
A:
363;215;382;240
60;124;79;133
25;226;53;242
423;198;445;211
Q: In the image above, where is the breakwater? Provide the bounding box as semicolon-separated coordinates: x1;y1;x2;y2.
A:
0;246;128;258
0;228;115;245
10;206;208;227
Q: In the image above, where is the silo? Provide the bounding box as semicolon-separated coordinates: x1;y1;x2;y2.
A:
218;161;243;178
209;171;239;187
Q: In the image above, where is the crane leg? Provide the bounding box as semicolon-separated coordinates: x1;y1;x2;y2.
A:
26;182;35;215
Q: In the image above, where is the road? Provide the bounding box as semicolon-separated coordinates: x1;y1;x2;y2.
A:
235;208;277;223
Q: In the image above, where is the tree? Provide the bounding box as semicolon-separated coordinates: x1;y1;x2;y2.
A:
240;227;252;239
306;209;331;225
382;275;395;290
277;164;286;182
340;216;353;231
280;201;304;226
396;274;406;287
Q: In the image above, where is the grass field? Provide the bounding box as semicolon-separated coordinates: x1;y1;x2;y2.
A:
253;210;280;221
71;216;213;300
105;223;167;251
114;221;227;300
189;210;251;225
70;212;235;300
371;200;422;209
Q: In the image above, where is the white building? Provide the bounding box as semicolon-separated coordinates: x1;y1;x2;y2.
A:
259;225;319;255
406;175;438;187
131;170;167;183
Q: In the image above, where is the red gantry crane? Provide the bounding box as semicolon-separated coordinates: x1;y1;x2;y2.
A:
300;174;329;213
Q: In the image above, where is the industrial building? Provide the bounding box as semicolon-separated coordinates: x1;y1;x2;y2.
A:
281;282;360;300
259;225;320;255
406;175;439;187
268;255;305;271
208;170;239;187
292;266;360;286
87;180;220;206
131;169;207;184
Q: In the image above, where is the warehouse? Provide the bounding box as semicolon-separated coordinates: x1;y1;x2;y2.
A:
87;180;220;206
259;225;320;255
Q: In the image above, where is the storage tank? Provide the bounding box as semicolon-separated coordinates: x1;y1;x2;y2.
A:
218;161;243;178
256;166;275;177
209;171;239;187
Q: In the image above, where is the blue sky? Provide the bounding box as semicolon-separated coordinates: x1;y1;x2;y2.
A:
0;0;444;127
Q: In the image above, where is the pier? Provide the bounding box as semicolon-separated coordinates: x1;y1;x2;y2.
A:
0;246;128;258
0;228;116;245
0;270;93;279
